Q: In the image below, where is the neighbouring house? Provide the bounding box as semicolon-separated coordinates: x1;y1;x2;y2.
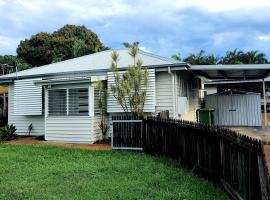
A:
0;49;202;143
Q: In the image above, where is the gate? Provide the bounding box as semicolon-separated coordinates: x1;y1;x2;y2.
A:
111;116;144;150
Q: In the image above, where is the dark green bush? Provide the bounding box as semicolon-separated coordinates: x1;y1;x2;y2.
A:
0;124;17;141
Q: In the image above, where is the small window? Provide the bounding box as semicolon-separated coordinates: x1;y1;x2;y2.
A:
48;89;67;116
69;88;89;116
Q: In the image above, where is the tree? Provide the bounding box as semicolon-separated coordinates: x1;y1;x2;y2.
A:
17;25;107;66
110;43;148;116
184;50;217;65
171;53;181;61
218;49;268;64
17;32;53;66
218;49;244;64
242;50;268;64
122;41;140;48
96;81;109;140
0;55;30;73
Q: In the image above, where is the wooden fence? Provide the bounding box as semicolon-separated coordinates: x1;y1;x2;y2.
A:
112;116;270;200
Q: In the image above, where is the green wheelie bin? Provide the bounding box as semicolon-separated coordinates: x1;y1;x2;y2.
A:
196;108;214;125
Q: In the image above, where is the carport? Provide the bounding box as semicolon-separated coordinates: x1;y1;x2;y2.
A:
190;64;270;127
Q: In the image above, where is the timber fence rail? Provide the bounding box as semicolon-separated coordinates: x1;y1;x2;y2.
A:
112;116;270;200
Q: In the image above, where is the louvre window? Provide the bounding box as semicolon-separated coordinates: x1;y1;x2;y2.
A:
48;88;89;116
48;89;67;116
69;88;89;116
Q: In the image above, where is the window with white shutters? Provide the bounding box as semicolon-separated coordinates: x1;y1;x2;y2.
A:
14;78;42;115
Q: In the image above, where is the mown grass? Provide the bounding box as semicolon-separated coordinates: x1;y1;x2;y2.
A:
0;145;228;200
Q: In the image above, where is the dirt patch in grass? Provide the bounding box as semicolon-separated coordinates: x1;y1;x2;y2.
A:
5;137;111;150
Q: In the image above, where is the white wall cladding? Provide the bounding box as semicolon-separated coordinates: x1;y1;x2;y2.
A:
8;84;45;135
205;93;261;126
14;78;42;115
45;116;102;143
155;72;173;117
175;72;201;121
107;69;155;113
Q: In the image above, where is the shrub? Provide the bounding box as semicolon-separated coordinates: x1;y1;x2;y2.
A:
0;124;17;141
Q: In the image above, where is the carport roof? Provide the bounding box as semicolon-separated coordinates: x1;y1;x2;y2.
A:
190;64;270;80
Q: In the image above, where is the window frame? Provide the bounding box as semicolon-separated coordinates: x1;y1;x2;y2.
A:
47;85;93;117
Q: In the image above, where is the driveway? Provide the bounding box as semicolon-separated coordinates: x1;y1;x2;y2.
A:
227;114;270;143
229;127;270;142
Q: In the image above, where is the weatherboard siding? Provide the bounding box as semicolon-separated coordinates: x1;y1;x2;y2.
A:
8;84;45;136
107;69;155;113
45;116;102;143
155;72;174;117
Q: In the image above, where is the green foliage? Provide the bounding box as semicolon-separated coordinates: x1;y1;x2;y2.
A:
0;55;30;74
0;145;228;200
110;43;149;116
184;50;217;65
219;49;268;64
0;124;16;141
171;53;181;61
96;81;109;139
176;49;269;65
122;41;140;48
17;32;53;67
266;85;270;92
17;25;107;66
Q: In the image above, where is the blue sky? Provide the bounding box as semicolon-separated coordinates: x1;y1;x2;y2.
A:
1;0;270;59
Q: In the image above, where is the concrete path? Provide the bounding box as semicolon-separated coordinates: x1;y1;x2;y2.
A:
229;127;270;142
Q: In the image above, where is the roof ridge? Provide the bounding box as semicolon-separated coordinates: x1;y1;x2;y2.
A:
138;49;182;64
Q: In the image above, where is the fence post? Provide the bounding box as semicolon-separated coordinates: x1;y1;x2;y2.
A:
257;144;270;200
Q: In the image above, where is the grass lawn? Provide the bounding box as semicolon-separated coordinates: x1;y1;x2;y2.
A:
0;145;228;200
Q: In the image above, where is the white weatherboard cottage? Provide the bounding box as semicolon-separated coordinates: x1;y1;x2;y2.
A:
0;49;202;143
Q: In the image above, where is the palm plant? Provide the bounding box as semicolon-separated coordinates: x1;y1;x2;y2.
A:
243;50;268;64
218;49;244;64
183;50;217;65
171;53;181;61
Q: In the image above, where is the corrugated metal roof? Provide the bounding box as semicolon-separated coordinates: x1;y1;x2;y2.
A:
0;48;186;80
191;64;270;79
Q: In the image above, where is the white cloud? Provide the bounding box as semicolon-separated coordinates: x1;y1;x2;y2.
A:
0;35;23;55
1;0;270;57
173;0;270;12
258;35;270;42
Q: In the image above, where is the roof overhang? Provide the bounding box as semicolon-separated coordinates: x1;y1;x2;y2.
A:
0;63;188;83
190;64;270;80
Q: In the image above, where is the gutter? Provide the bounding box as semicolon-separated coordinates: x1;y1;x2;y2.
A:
0;63;189;83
